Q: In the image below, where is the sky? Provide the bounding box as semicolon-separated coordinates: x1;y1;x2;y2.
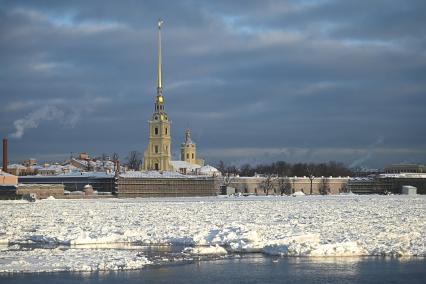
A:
1;0;425;168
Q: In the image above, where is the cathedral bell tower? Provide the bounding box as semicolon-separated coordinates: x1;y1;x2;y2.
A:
143;20;172;171
180;129;205;166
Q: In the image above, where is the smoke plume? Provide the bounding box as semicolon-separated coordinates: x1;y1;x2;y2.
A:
349;137;384;168
10;105;79;139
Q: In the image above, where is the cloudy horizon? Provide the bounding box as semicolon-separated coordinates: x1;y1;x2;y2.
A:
1;0;425;168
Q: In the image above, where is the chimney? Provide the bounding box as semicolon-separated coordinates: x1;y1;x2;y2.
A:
2;138;8;173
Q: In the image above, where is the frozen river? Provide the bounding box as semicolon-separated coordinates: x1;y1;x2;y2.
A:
2;255;426;284
0;195;425;273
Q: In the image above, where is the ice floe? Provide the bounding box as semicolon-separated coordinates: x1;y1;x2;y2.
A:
0;195;425;272
0;248;151;273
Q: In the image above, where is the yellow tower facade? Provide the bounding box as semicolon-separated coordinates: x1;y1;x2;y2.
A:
143;20;172;171
181;129;204;166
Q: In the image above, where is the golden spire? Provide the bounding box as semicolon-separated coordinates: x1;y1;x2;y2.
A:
157;19;163;95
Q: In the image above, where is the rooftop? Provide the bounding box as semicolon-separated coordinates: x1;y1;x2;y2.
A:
120;171;207;179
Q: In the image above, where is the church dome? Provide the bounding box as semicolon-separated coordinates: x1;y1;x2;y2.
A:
199;165;221;176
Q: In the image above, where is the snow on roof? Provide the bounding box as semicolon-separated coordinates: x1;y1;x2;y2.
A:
38;164;64;172
170;160;201;171
199;165;220;174
59;171;114;178
0;171;16;177
17;183;63;188
29;165;44;170
378;173;426;179
20;171;114;179
7;164;27;169
350;177;375;181
120;171;203;179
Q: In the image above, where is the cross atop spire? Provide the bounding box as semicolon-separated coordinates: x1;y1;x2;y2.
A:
157;19;163;95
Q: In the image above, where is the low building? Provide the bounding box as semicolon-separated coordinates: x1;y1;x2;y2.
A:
170;160;201;175
384;164;426;174
68;158;115;172
347;173;426;194
18;172;116;193
7;164;29;176
347;177;390;194
17;184;64;199
0;170;18;185
117;171;217;198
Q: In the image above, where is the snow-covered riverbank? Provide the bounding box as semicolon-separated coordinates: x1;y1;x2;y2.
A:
1;195;425;272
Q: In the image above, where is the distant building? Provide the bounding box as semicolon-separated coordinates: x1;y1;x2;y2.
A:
78;152;90;160
7;164;30;176
17;184;65;199
23;158;37;167
67;157;115;173
19;172;116;193
347;172;426;194
0;170;17;185
384;164;426;174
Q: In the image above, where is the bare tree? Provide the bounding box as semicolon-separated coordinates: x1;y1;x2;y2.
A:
111;152;120;174
306;164;316;195
340;183;349;193
216;160;226;174
112;152;119;163
319;177;331;195
221;172;236;189
127;151;142;171
219;172;236;195
277;176;293;195
260;174;276;196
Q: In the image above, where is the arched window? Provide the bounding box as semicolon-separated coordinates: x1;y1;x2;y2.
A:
155;127;158;135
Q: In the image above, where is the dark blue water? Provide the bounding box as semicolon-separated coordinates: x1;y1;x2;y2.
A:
1;255;425;284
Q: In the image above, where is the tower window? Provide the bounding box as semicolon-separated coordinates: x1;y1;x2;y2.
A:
192;153;194;159
155;127;158;135
155;145;159;153
186;153;189;159
165;128;168;135
155;163;159;170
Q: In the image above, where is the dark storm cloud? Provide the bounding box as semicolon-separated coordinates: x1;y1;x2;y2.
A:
0;0;425;168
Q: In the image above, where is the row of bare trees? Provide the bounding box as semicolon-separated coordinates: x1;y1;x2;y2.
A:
258;174;331;196
216;160;352;178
